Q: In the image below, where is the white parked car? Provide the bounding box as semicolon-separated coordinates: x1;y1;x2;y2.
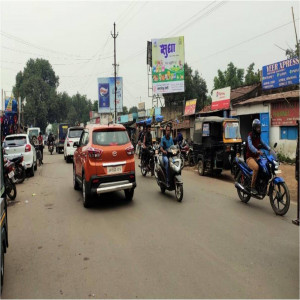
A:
3;134;37;176
64;126;84;163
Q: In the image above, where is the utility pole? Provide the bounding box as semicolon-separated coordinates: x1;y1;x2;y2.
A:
111;23;118;123
291;7;299;48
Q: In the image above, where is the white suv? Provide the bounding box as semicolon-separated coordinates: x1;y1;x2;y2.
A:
3;134;37;176
64;126;83;163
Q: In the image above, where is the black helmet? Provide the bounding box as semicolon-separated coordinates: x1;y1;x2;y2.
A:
252;119;261;135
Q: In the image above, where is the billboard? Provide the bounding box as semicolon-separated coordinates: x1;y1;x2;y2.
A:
184;99;197;115
271;100;299;126
262;58;299;90
211;87;231;110
152;36;185;94
98;77;123;113
138;102;145;111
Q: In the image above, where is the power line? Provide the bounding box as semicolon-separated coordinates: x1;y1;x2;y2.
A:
192;18;300;64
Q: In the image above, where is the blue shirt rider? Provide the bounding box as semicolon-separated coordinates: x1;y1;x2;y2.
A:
160;125;174;186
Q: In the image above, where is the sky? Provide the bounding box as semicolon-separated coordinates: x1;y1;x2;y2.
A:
0;0;299;111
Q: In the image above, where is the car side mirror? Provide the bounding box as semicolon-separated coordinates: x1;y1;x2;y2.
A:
73;142;79;148
273;142;277;149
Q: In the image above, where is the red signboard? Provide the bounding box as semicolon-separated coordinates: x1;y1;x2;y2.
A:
271;100;299;126
184;99;197;115
211;87;231;111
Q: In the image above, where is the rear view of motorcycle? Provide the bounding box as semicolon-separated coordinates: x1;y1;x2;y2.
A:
154;145;183;202
4;160;17;200
9;155;26;184
234;144;290;216
140;145;155;177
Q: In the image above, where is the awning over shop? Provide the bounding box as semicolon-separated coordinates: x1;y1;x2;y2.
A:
233;90;299;107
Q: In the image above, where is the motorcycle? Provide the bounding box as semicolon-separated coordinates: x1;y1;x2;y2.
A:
8;155;26;184
234;143;290;216
180;140;194;167
48;142;54;155
154;144;184;202
4;159;17;200
140;145;156;177
34;145;42;166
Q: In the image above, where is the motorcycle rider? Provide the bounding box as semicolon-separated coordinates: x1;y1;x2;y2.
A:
142;124;153;175
138;125;146;159
246;119;270;195
176;130;183;147
160;124;174;187
47;132;55;148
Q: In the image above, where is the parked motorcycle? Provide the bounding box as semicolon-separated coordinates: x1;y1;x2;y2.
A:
9;155;26;184
234;143;290;216
4;159;17;200
140;145;157;176
34;145;42;166
154;144;183;202
180;140;194;167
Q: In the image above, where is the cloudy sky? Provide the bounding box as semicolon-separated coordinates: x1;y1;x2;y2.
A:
0;0;299;110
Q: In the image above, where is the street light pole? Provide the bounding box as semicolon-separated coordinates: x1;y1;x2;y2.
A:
111;23;118;123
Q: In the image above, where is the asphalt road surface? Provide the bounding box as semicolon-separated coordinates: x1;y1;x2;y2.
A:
2;152;299;299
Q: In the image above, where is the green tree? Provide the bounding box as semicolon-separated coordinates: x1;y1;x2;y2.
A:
129;106;138;113
67;106;77;125
92;100;98;112
286;41;300;58
213;62;244;91
13;58;59;131
163;63;208;112
244;63;260;85
121;106;128;115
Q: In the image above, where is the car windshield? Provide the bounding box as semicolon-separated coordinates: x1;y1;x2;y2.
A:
4;136;27;147
69;129;83;138
28;130;39;138
224;122;241;139
93;130;129;146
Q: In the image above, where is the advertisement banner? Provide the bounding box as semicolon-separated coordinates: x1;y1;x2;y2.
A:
211;87;231;110
271;100;299;126
138;102;145;111
152;36;185;94
184;99;197;115
138;111;146;118
98;77;123;113
262;58;299;90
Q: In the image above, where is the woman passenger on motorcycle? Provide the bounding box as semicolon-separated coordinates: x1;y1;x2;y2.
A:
246;119;270;195
160;124;174;187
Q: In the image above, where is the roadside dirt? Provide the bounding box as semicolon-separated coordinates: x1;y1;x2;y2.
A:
184;163;298;203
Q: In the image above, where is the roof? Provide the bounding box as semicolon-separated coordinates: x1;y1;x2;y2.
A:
195;116;239;123
230;83;260;101
85;124;126;130
233;90;299;107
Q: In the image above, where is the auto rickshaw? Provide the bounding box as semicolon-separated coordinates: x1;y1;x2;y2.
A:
193;116;242;176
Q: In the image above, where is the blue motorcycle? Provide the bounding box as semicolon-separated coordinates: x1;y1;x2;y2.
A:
234;144;290;216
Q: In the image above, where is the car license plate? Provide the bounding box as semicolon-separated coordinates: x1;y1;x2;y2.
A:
107;165;122;175
8;171;14;178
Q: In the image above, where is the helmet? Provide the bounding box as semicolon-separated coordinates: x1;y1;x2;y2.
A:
252;119;261;134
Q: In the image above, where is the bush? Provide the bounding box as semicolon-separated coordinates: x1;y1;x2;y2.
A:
277;152;296;164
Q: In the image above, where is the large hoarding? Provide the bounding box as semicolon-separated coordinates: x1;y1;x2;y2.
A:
98;77;123;113
262;58;299;90
184;99;197;115
152;36;185;94
211;87;231;110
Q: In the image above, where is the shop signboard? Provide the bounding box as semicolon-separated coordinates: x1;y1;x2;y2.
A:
184;99;197;115
262;58;299;90
152;36;185;94
98;77;123;113
138;111;146;118
211;87;231;110
271;100;299;126
128;114;133;122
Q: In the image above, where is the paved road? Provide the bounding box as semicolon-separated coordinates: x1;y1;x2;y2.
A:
2;152;299;299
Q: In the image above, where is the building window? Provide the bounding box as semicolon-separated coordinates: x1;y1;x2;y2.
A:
280;126;298;140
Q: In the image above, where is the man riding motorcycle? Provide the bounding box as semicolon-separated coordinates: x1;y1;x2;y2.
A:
246;119;270;195
160;124;174;187
47;132;55;147
138;126;146;159
142;125;153;175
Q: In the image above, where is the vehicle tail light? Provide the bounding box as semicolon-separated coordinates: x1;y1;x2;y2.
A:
126;145;134;156
87;147;103;159
92;179;100;183
25;144;31;152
